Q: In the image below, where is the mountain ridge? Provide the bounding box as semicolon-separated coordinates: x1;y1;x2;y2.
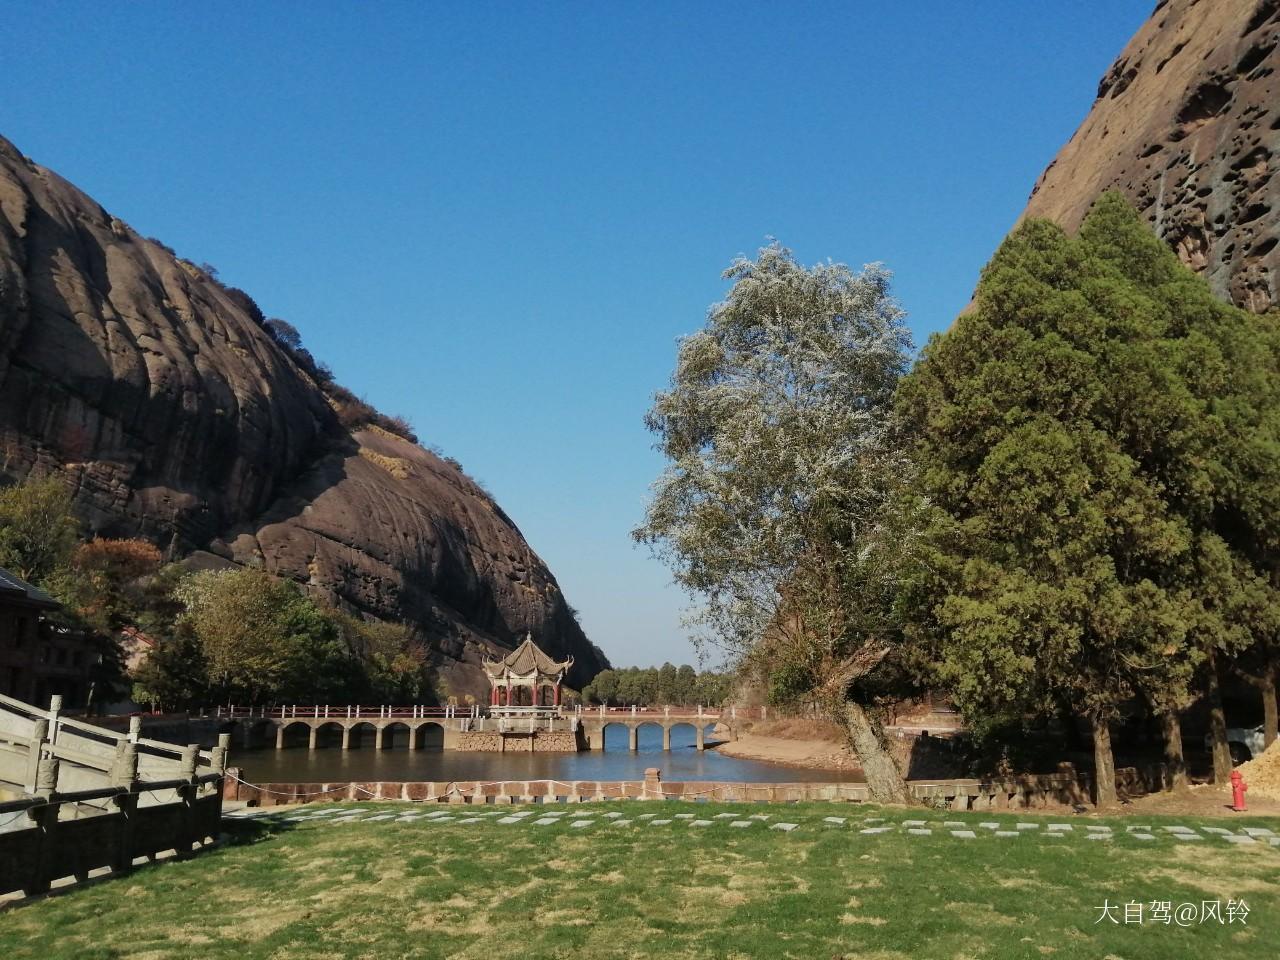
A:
1020;0;1279;314
0;132;609;698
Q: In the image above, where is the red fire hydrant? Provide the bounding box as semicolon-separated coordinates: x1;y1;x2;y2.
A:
1231;769;1248;812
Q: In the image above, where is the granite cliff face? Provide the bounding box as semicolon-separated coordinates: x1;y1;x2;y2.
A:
0;133;607;697
1022;0;1280;313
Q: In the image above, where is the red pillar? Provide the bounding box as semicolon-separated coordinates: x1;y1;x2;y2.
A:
554;683;561;707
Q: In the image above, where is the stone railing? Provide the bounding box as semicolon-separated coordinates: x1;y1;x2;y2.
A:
0;694;229;897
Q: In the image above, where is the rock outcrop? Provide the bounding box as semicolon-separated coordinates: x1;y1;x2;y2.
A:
0;133;607;696
1022;0;1280;313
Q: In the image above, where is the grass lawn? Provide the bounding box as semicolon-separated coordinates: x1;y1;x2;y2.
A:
1;802;1278;959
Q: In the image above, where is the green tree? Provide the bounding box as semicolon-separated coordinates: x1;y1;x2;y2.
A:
131;621;211;711
56;538;163;634
635;242;914;802
0;476;79;584
586;669;618;705
656;662;678;704
334;614;428;703
176;567;355;704
898;193;1277;802
674;664;698;704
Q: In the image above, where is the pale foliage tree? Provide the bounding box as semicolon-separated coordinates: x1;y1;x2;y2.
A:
635;242;915;801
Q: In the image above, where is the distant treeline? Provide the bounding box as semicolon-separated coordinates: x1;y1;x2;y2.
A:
579;664;734;707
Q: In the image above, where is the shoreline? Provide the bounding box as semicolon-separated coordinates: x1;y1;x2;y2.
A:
712;731;862;774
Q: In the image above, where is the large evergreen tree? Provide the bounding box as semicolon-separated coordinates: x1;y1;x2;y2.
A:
899;193;1280;803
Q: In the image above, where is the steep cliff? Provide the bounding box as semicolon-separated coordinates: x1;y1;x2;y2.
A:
1022;0;1280;313
0;133;608;696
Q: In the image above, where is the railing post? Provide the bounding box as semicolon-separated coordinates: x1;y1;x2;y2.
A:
25;757;61;895
211;732;231;774
24;717;49;793
177;744;200;857
128;715;142;743
47;694;63;746
112;742;139;875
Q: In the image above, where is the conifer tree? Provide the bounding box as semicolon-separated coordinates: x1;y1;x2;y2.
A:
899;192;1280;802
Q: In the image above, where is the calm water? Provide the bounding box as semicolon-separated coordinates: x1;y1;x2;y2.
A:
235;723;858;783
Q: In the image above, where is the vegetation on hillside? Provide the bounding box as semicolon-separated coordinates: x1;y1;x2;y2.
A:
163;246;419;445
0;476;430;711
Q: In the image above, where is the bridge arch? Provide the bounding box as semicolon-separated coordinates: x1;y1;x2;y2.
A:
600;721;632;751
276;720;311;749
704;720;733;745
347;721;378;749
667;720;713;752
634;720;664;752
383;721;413;749
415;721;445;750
313;721;345;749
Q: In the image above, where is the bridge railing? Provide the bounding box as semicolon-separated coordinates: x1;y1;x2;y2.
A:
207;703;770;722
213;704;474;720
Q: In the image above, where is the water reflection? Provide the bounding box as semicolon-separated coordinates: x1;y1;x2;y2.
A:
237;722;858;783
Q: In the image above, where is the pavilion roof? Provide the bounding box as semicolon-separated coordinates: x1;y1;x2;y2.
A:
482;634;572;678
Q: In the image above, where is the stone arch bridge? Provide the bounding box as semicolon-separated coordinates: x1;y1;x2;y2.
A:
218;705;759;753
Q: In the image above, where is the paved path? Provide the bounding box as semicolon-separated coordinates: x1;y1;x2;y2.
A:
225;805;1280;848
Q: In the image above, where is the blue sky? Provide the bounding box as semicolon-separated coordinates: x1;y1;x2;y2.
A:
4;1;1152;668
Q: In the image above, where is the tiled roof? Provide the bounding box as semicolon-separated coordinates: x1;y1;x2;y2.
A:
482;634;572;677
0;565;58;609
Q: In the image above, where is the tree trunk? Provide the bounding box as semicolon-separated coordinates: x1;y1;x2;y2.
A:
1159;708;1187;789
1205;648;1233;783
840;701;910;804
1090;715;1117;808
1262;666;1277;750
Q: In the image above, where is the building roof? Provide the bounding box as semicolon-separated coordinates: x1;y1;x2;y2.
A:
0;565;59;610
482;634;573;678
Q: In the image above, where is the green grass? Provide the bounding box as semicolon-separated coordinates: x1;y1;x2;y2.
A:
2;802;1278;959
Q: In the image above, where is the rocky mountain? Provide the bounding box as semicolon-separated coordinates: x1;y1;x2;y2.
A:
1022;0;1279;313
0;133;608;697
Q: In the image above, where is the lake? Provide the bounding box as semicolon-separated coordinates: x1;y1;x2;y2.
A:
235;722;858;784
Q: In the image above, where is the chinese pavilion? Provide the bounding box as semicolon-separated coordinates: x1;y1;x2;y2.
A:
482;634;572;709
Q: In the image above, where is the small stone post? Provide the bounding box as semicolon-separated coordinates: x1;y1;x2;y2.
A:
128;715;142;743
25;757;61;894
177;744;199;857
211;733;231;774
47;695;63;747
24;717;49;793
112;742;139;874
643;767;661;800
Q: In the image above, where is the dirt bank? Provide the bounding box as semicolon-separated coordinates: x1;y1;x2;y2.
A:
714;719;862;772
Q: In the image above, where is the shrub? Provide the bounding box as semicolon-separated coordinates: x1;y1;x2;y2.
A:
224;288;267;327
265;317;303;350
